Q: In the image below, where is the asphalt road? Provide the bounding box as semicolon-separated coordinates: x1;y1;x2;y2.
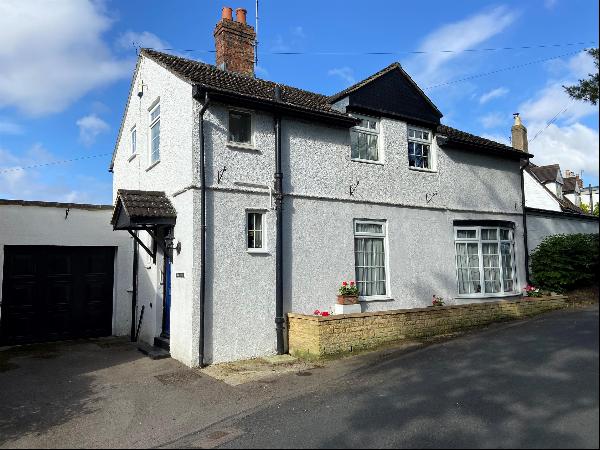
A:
218;305;599;449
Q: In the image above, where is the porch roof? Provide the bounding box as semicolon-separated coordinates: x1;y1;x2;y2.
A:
111;189;177;230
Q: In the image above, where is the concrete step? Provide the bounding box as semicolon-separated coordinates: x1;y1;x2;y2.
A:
154;336;170;352
137;343;170;360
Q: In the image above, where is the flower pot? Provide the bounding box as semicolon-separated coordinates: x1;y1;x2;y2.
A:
337;295;359;305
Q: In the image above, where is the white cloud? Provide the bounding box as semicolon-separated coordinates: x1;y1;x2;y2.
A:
528;122;599;178
328;67;356;86
480;112;506;129
76;114;110;146
479;87;509;104
116;30;170;51
406;6;518;86
0;119;23;134
0;0;131;116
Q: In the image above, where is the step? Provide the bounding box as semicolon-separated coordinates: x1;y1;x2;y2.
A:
154;336;170;352
137;343;170;360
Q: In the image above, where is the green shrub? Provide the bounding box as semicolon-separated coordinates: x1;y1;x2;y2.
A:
530;233;599;293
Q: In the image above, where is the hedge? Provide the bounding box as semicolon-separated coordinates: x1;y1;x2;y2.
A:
530;233;599;293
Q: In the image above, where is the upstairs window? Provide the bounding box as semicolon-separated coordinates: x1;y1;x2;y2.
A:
131;126;137;155
229;110;252;145
351;115;380;162
408;127;432;169
149;103;160;164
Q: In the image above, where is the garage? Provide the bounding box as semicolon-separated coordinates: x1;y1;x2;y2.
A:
1;246;115;345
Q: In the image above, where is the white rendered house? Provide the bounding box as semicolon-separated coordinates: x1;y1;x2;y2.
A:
110;7;537;367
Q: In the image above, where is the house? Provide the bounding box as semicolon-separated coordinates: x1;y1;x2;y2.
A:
513;118;600;253
109;6;533;367
580;184;599;212
0;199;132;346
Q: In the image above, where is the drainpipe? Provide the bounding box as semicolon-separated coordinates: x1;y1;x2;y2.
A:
520;159;531;284
199;92;211;367
130;231;139;341
274;86;285;355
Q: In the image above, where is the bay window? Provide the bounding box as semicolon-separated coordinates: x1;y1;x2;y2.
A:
455;225;517;296
354;220;388;298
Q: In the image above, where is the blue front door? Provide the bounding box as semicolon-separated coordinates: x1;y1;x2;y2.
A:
163;258;171;337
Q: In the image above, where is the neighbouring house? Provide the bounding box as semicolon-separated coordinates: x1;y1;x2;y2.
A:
0;199;132;346
580;184;599;212
512;117;600;253
109;6;534;367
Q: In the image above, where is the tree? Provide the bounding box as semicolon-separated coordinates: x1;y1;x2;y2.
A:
563;48;599;105
580;202;600;216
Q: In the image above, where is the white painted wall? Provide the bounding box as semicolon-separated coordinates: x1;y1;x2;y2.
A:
524;171;561;211
0;202;132;336
527;211;599;252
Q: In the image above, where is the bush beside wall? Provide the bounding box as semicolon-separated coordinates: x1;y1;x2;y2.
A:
530;233;599;293
288;297;569;358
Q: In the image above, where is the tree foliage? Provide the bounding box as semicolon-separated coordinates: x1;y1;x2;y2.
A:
530;233;599;293
563;48;599;105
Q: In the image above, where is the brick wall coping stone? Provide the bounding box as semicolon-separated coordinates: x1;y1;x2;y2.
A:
287;296;568;322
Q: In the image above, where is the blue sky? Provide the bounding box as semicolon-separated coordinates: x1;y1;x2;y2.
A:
1;0;598;204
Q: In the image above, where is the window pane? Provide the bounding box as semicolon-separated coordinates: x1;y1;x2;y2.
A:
247;213;263;249
351;131;359;159
457;229;477;239
481;229;497;240
131;129;136;154
482;243;501;293
366;134;378;160
501;242;514;292
150;105;160;122
229;111;251;144
456;243;481;294
500;229;510;240
355;223;383;234
151;120;160;163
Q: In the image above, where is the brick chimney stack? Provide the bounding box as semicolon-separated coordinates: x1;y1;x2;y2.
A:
214;6;256;76
511;113;528;152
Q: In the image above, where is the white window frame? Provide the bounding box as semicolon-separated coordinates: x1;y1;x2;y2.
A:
454;226;518;298
407;125;436;172
131;125;137;154
350;114;383;164
353;219;391;301
246;210;268;254
148;101;161;167
228;109;255;150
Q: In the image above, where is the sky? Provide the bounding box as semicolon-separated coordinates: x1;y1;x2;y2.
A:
1;0;598;204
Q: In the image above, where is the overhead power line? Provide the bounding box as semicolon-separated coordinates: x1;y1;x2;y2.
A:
529;102;573;143
137;40;596;56
0;153;112;174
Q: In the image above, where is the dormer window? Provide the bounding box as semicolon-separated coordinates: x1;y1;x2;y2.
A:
351;114;381;163
408;126;432;170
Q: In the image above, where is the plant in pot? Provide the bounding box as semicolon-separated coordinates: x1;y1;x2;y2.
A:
337;281;359;305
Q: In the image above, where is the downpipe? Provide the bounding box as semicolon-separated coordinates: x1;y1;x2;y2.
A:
199;92;211;367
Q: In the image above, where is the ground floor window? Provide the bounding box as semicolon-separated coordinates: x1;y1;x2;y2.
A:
247;211;264;250
354;220;388;297
455;225;516;296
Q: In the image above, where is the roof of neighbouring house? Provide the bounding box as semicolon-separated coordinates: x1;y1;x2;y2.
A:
526;167;588;215
530;164;561;184
562;176;580;194
111;189;177;229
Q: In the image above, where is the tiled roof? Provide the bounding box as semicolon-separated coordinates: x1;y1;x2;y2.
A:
437;125;529;156
525;167;588;215
141;49;349;120
111;190;176;225
530;164;560;184
562;176;578;194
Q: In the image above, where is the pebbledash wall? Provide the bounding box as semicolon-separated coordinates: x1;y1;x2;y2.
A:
0;200;132;336
198;102;527;363
526;209;599;251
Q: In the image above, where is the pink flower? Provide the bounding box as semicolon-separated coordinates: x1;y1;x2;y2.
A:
321;312;330;317
342;281;348;286
313;309;320;315
350;281;355;286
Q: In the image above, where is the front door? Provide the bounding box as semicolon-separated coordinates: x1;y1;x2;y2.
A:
162;257;171;337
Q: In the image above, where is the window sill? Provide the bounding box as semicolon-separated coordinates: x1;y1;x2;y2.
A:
409;166;437;174
146;160;160;172
128;153;138;162
351;158;384;166
359;296;394;303
455;292;522;299
228;142;258;152
247;249;270;255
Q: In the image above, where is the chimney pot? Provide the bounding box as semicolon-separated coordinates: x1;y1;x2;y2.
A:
235;8;247;24
222;6;233;20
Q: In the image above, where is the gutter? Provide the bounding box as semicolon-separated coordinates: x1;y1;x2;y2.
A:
520;159;531;284
198;91;211;367
273;85;285;355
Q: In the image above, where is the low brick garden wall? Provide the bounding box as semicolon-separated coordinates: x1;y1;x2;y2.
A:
288;296;569;358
